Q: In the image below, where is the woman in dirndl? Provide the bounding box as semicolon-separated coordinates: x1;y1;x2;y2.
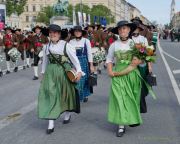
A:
69;26;94;103
131;23;152;113
106;21;143;137
38;24;83;134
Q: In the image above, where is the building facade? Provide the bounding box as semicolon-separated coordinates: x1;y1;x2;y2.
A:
170;0;176;22
171;12;180;29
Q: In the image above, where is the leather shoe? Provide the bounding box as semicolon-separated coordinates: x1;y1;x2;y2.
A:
32;76;39;80
46;128;54;134
116;127;125;137
6;71;10;74
83;97;88;103
63;115;71;124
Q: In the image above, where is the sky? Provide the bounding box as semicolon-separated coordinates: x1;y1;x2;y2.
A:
126;0;180;25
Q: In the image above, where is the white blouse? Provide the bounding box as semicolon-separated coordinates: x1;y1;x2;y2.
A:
69;37;93;63
106;39;134;63
41;40;83;75
132;35;148;47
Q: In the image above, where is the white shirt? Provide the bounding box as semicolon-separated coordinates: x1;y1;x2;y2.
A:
41;40;83;75
106;39;134;63
132;35;148;47
69;37;93;63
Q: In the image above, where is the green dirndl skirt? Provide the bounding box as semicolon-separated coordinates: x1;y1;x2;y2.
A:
108;63;142;125
38;63;80;120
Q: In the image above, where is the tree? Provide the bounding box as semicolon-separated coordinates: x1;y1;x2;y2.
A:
91;5;114;24
36;6;56;25
67;4;73;22
6;0;27;16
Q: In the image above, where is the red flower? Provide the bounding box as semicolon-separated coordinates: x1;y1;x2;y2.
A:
35;42;42;47
108;37;114;44
90;41;95;47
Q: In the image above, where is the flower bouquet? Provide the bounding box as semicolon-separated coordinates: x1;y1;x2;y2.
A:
132;43;156;63
8;48;21;62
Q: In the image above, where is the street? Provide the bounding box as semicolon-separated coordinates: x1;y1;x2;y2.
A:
0;40;180;144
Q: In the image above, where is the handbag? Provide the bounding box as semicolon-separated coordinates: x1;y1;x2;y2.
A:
88;73;97;87
147;73;157;86
48;42;77;83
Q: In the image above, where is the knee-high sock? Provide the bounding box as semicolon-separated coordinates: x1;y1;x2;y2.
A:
14;60;18;68
6;61;10;71
26;58;30;66
33;66;38;77
48;120;54;129
64;112;71;120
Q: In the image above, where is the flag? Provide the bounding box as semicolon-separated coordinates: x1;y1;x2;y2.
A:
73;7;77;26
77;12;83;26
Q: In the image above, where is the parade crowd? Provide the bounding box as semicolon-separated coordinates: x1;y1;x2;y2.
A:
0;17;158;137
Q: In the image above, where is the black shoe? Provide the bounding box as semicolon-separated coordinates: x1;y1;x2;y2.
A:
14;67;18;72
46;128;54;134
63;115;71;124
27;65;30;68
83;97;88;103
116;127;125;137
104;65;107;69
129;124;140;127
6;71;10;74
98;69;101;74
0;71;3;77
32;76;38;80
31;63;34;67
23;66;26;70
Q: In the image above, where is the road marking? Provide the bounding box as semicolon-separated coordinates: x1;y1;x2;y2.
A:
162;50;180;63
158;42;180;105
173;69;180;74
0;101;37;130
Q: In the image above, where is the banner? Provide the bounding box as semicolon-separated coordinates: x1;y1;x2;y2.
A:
87;14;91;25
83;13;86;26
77;11;83;26
73;7;77;26
0;4;6;30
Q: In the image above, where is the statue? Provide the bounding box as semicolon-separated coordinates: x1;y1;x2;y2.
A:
53;0;69;16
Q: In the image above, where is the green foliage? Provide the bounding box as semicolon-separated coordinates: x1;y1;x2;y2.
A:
36;6;56;25
66;4;114;25
90;4;114;24
67;4;73;22
6;0;27;16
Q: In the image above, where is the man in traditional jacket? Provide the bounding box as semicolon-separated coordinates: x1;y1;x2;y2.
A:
31;25;49;80
3;27;18;73
15;29;26;69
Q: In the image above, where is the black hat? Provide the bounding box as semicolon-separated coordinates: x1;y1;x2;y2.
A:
4;27;12;31
131;17;143;24
96;24;106;30
14;29;21;32
134;23;144;31
32;25;42;32
70;26;86;36
84;24;95;30
48;24;61;32
111;20;137;34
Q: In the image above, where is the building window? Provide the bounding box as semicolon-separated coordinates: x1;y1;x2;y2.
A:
32;16;36;22
33;5;36;12
26;16;29;22
26;6;28;12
